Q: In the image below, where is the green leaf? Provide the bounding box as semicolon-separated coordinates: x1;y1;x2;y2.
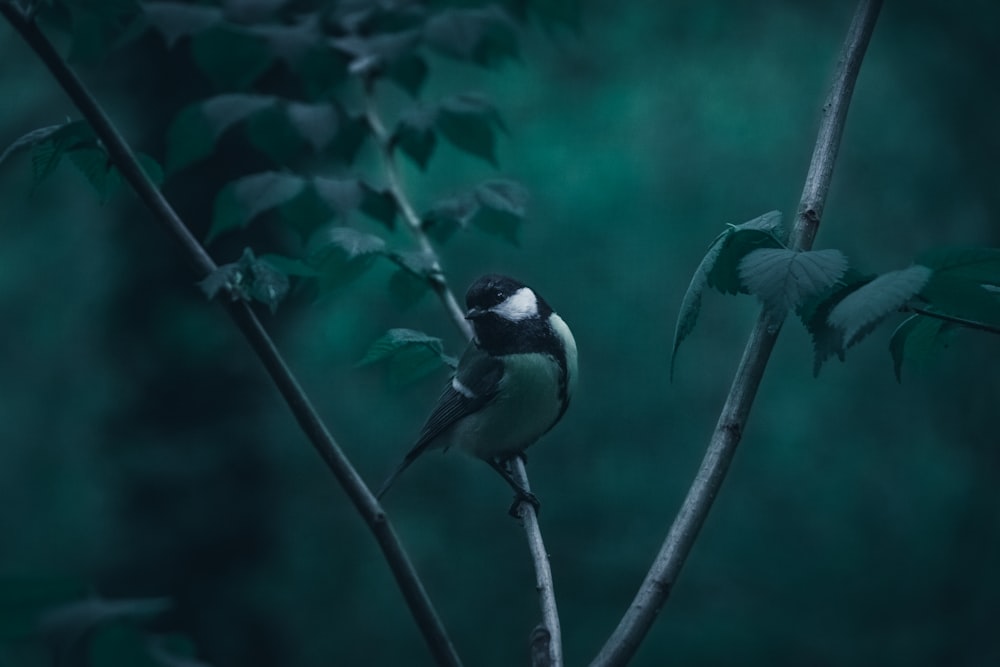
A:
671;232;730;378
919;273;1000;327
826;264;933;347
331;30;421;79
422;191;477;242
308;226;386;293
359;183;397;228
916;246;1000;284
312;177;364;218
470;179;527;244
166;94;275;172
191;24;272;89
797;269;873;375
30;120;95;185
257;253;320;278
705;211;785;294
393;105;437;170
424;6;520;67
198;248;291;313
357;328;452;386
435;93;506;166
208;172;306;242
67;145;120;202
738;248;848;316
0;124;65;169
889;314;953;382
143;1;223;47
65;1;141;64
286;101;340;153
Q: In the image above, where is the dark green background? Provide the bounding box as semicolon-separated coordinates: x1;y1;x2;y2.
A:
1;1;998;665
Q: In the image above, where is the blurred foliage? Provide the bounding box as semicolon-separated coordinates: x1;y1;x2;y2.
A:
1;1;999;666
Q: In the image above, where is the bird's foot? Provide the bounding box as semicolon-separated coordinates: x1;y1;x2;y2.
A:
508;488;541;518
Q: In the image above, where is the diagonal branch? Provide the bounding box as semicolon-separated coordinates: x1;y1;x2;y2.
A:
363;80;563;666
0;5;463;666
589;1;884;665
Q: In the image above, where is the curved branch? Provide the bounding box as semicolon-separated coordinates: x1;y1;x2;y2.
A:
589;2;884;665
0;6;463;666
363;79;562;664
905;305;1000;336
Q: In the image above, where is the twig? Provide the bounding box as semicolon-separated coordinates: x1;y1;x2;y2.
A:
361;79;473;341
512;458;562;667
589;1;884;665
0;5;463;666
905;305;1000;336
363;79;563;664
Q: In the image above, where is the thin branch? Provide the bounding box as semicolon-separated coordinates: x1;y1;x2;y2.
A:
905;305;1000;336
363;79;563;664
0;6;463;666
589;2;884;665
511;458;562;667
361;80;473;341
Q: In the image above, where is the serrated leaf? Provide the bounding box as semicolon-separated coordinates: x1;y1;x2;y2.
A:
31;120;96;185
435;93;505;166
359;183;397;228
706;230;784;295
470;179;527;245
827;264;932;347
393;105;437;169
67;145;120;202
889;314;953;382
257;253;320;278
208;172;306;242
247;16;320;67
167;94;275;172
357;328;451;385
388;249;438;277
0;124;65;168
387;54;429;96
199;248;290;312
797;269;873;375
317;226;386;259
308;226;386;293
144;2;223;47
286;101;339;153
671;233;729;378
312;177;364;218
422;191;476;242
739;248;848;316
247;257;291;313
424;6;519;67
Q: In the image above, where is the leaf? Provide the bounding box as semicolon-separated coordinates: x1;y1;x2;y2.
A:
198;248;291;312
705;211;785;294
423;6;520;67
359;183;397;228
470;179;528;245
285;101;340;153
388;268;430;309
738;248;848;316
435;93;506;166
0;124;65;169
916;246;1000;284
191;24;272;89
312;177;364;217
392;105;437;170
31;120;95;185
671;233;729;378
67;146;120;202
422;191;477;242
889;314;953;382
144;2;223;47
166;94;275;172
919;273;1000;327
208;172;306;242
357;328;452;386
308;226;386;293
331;29;421;79
797;269;873;375
826;264;933;347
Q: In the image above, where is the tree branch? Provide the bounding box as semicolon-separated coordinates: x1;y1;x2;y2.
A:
363;79;563;665
589;1;884;665
0;5;463;666
904;305;1000;336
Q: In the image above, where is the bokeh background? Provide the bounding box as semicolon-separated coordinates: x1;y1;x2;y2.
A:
2;1;999;665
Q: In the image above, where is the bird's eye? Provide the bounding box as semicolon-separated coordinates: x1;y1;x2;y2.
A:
495;290;504;301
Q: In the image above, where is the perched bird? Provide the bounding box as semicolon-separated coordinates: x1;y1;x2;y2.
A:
376;274;578;509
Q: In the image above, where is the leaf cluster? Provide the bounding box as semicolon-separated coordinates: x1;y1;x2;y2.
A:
673;212;1000;380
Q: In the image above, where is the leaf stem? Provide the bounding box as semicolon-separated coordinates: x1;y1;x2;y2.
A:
362;80;473;340
0;6;463;666
905;305;1000;336
589;2;883;665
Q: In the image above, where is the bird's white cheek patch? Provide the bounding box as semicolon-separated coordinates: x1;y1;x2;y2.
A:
451;377;476;398
491;287;538;321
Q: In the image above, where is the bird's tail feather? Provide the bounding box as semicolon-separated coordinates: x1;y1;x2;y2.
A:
375;444;428;500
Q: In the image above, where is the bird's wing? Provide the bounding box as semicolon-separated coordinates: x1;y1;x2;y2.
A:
415;343;503;450
375;344;503;499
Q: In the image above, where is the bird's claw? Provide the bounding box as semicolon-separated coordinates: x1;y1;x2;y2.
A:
508;489;541;518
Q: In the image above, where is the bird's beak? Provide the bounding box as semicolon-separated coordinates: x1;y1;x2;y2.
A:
465;306;486;320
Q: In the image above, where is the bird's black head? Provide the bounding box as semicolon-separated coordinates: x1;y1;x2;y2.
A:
464;274;554;354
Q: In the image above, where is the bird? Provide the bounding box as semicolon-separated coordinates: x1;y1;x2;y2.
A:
375;274;578;510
